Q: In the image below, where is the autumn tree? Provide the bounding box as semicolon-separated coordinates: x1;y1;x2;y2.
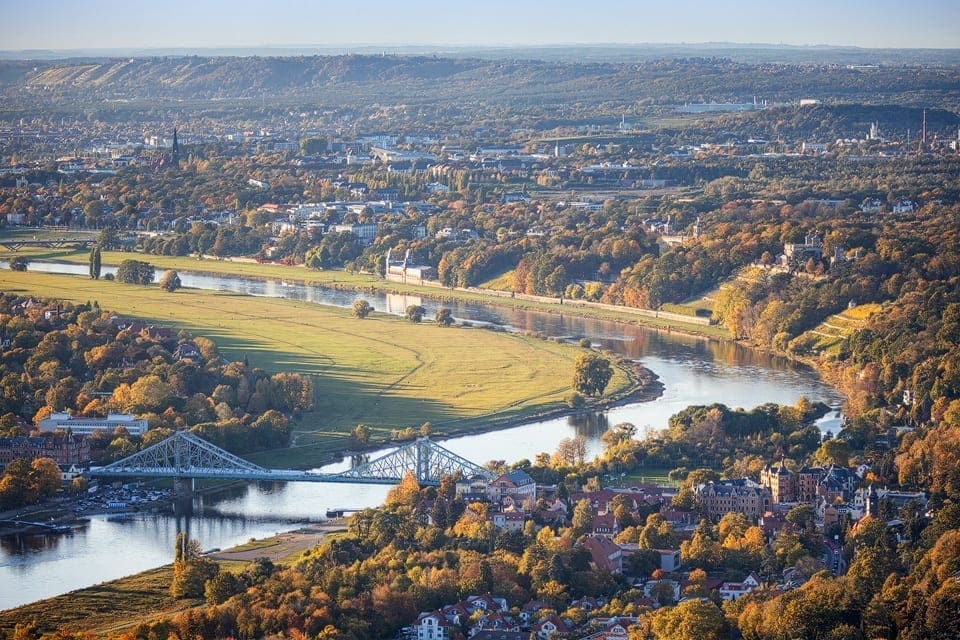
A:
573;352;614;397
170;532;218;598
30;457;61;497
647;598;726;640
158;269;182;292
352;299;372;319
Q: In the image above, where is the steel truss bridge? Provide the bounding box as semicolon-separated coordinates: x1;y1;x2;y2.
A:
89;431;494;486
0;238;97;252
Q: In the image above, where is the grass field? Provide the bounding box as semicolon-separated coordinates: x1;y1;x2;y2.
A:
622;467;677;487
0;269;631;467
1;246;730;338
0;565;197;636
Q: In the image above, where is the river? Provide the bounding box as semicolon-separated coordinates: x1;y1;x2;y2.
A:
0;261;843;610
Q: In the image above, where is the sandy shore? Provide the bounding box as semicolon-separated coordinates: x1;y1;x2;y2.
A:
207;522;347;563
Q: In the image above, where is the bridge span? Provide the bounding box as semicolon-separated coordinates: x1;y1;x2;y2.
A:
0;238;97;252
89;431;494;488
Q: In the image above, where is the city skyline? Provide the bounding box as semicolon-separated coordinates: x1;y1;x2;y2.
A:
2;0;959;53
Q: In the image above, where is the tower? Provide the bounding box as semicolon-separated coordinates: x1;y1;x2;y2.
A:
920;110;927;153
865;483;878;518
171;128;180;166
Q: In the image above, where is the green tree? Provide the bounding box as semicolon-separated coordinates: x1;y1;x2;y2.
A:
813;438;851;467
158;269;182;292
115;259;155;285
573;352;614;397
352;299;372;319
9;257;28;272
205;571;243;605
88;246;102;280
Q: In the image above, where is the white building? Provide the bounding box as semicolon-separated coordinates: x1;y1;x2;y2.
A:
39;412;148;436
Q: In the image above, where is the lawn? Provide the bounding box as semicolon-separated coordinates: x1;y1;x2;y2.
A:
622;467;677;487
0;270;631;467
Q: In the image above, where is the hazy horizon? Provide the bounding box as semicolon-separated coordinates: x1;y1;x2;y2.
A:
3;0;959;53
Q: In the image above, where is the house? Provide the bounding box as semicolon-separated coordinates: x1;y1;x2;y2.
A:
59;463;87;483
719;572;761;601
456;474;493;501
817;465;857;502
500;192;530;204
490;470;537;503
654;549;681;573
466;594;508;613
760;458;796;503
530;615;572;640
173;341;202;363
892;199;915;214
470;611;520;636
440;602;471;625
0;435;91;467
581;617;636;640
489;509;526;532
571;596;603;612
413;611;455;640
591;511;619;537
694;480;771;519
330;223;378;245
519;600;549;623
583;535;623;574
38;412;148;437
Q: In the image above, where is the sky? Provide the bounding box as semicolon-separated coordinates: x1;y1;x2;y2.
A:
2;0;959;52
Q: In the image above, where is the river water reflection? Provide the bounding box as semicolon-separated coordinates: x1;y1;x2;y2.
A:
0;262;842;610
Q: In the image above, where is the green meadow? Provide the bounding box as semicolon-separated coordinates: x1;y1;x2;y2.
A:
3;245;728;338
0;269;631;467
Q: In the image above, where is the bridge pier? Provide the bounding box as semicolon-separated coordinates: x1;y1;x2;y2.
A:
173;477;194;515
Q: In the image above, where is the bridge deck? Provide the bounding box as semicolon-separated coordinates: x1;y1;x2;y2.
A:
89;433;493;487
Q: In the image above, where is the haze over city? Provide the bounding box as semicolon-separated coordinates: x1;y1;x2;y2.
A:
3;0;959;52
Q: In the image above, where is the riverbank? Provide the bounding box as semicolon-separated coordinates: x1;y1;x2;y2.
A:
9;248;730;340
0;523;346;635
322;358;665;468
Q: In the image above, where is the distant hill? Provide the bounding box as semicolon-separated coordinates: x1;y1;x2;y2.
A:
3;43;959;65
1;54;959;114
